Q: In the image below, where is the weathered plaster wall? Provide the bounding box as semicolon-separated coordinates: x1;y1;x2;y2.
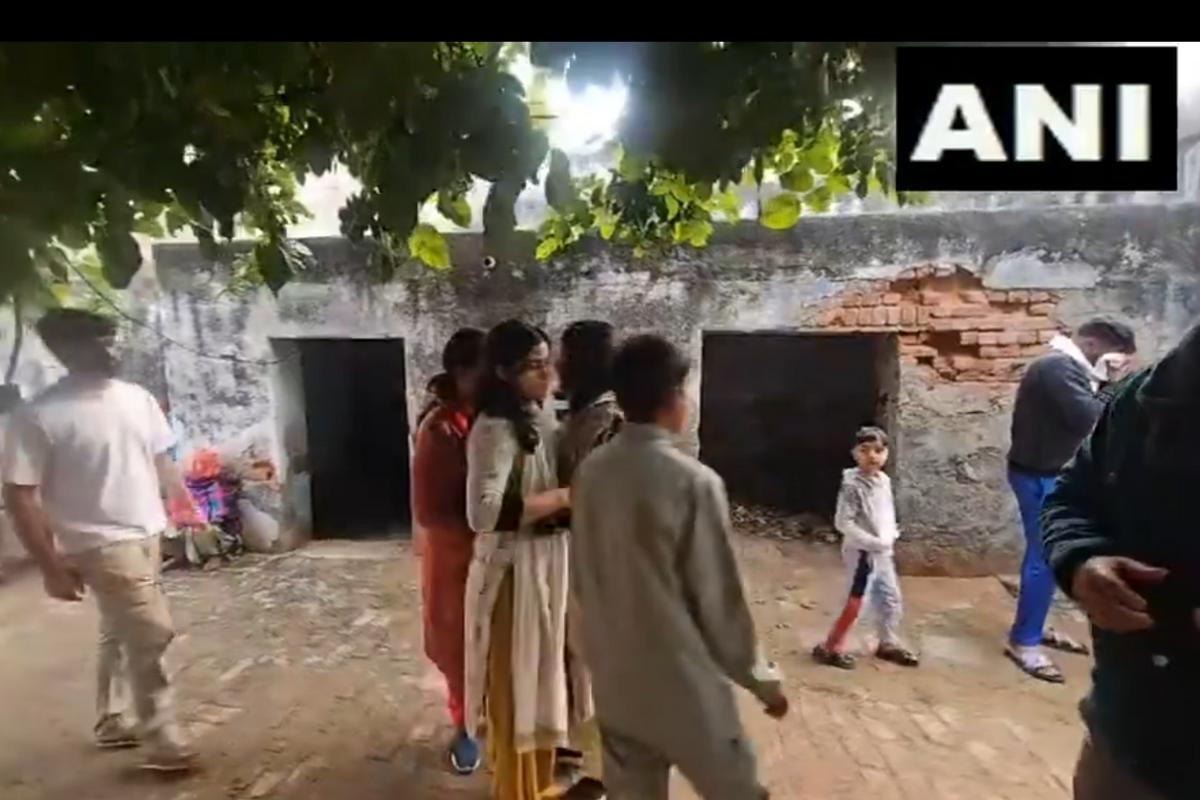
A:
148;203;1200;575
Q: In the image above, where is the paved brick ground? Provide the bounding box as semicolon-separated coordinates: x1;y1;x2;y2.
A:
0;536;1090;799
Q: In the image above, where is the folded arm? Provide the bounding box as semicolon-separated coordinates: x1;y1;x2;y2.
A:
834;484;886;553
466;419;566;534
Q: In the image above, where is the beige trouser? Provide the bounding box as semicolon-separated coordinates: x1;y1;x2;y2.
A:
1073;737;1166;800
67;536;183;748
600;725;768;800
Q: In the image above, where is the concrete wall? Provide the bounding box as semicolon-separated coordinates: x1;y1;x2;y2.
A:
142;202;1200;575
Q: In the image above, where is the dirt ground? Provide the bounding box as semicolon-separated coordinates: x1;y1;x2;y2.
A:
0;535;1092;799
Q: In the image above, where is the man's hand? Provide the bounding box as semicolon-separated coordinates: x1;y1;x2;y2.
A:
1072;556;1166;632
1097;353;1135;385
760;681;789;720
42;564;84;602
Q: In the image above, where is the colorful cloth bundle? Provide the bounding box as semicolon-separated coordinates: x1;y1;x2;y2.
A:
181;448;243;557
186;475;236;525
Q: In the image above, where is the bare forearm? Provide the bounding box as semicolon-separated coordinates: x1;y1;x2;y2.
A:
155;454;190;505
520;489;569;525
3;486;60;570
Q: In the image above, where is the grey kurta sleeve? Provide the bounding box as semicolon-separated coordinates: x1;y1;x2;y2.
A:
682;470;770;701
466;417;519;534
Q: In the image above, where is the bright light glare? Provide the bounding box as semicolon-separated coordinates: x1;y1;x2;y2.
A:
509;53;626;155
546;79;627;154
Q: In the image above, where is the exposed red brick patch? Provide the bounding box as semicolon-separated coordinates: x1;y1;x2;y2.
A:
820;266;1064;383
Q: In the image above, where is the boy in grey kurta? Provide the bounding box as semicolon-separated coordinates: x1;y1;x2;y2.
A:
571;335;788;800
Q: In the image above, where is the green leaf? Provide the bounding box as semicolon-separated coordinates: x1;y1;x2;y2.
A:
714;190;742;221
38;245;72;282
132;214;166;239
807;185;833;213
664;194;681;220
254;241;293;294
780;168;814;192
618;151;647;181
50;282;73;305
595;207;621;240
535;237;561;261
436;190;472;228
675;218;714;247
804;130;838;175
164;206;190;236
761;193;801;230
897;190;932;207
825;174;852;196
97;231;143;288
545;149;575;213
408;223;451;270
806;149;834;176
377;190;419;241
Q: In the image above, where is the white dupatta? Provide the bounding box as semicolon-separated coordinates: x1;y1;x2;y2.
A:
463;412;570;752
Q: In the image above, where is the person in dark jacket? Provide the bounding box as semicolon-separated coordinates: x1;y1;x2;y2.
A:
1042;320;1200;799
1006;318;1137;682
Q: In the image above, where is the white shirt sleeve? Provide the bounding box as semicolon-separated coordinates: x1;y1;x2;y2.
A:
2;407;50;487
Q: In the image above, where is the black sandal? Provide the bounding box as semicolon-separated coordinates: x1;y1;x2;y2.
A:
812;644;856;670
876;643;920;667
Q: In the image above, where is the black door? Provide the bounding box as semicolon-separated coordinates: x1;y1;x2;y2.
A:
300;339;410;538
699;332;887;516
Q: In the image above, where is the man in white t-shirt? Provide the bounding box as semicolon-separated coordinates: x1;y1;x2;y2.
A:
1;309;202;772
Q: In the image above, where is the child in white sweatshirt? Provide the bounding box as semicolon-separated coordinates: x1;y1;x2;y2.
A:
813;426;920;670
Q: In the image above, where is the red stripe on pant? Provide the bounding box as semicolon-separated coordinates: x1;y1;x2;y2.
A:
824;551;874;652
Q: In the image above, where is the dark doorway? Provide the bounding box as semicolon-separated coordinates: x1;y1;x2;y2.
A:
298;338;410;539
699;332;898;516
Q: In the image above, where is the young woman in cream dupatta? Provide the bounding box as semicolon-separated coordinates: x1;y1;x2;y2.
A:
464;320;572;800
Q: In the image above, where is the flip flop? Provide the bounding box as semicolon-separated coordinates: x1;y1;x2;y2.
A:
812;644;857;670
1005;646;1065;684
1042;629;1090;656
876;643;920;667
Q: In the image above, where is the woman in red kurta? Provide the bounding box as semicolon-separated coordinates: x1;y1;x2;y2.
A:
412;328;485;774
